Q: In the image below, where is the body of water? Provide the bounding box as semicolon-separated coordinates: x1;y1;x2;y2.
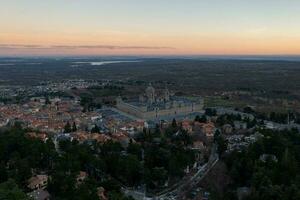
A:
72;60;140;66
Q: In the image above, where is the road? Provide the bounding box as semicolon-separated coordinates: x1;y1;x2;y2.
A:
156;144;219;200
122;144;219;200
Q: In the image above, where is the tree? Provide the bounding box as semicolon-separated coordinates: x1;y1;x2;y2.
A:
95;103;102;109
214;129;221;141
172;118;177;128
195;115;207;123
117;155;142;186
247;118;257;128
72;122;77;132
48;171;77;198
205;108;217;116
64;121;72;133
168;155;184;177
127;143;142;160
243;106;254;114
45;96;51;105
74;179;98;200
107;191;134;200
91;125;100;133
0;179;30;200
173;131;192;146
0;162;8;183
146;167;168;188
199;115;207;123
216;135;228;156
195;115;201;122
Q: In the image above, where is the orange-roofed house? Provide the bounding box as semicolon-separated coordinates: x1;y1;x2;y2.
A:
27;175;48;190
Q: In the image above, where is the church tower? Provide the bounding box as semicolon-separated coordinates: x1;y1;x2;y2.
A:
164;86;170;102
145;83;155;104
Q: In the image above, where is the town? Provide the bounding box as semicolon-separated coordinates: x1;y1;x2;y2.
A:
2;0;300;199
1;78;299;200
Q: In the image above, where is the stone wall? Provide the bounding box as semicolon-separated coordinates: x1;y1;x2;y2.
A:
116;100;204;120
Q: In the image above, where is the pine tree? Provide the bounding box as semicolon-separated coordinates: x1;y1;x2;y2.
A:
45;96;51;105
172;118;177;128
91;124;100;133
72;122;77;132
64;121;72;133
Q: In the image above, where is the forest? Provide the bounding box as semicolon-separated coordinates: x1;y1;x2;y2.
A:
0;122;196;199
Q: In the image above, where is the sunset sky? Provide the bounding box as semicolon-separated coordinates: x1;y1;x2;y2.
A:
1;0;300;56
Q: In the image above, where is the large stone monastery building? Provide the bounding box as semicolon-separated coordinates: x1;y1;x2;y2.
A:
116;84;204;120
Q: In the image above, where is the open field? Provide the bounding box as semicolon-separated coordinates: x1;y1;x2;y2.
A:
0;57;299;93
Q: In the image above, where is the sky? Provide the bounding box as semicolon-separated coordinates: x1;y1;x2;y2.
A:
1;0;300;56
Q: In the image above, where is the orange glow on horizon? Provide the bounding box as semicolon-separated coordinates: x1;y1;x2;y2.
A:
2;1;300;56
1;31;300;56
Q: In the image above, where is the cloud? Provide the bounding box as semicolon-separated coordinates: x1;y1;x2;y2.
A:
0;44;174;50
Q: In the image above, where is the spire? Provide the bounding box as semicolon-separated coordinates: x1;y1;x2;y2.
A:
145;83;155;104
164;85;170;101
